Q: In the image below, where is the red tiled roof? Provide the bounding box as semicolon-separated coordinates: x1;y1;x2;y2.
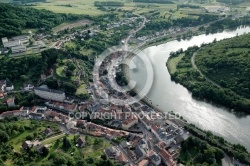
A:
138;159;149;166
1;110;20;117
151;125;158;132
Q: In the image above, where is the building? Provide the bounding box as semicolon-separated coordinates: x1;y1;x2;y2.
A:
11;35;29;43
24;84;34;91
135;146;146;158
34;87;66;102
1;37;8;44
0;91;4;99
138;159;149;166
0;110;20;118
11;45;27;54
44;128;53;136
3;40;21;48
6;98;15;107
104;146;121;159
76;137;85;147
121;113;138;130
0;79;14;92
22;141;33;150
149;151;161;166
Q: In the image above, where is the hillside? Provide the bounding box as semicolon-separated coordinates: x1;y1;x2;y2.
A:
167;33;250;113
196;33;250;100
0;3;84;38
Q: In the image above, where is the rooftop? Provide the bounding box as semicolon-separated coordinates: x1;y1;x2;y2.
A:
34;87;65;95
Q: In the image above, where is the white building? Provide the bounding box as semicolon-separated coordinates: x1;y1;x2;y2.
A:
34;87;66;102
11;35;29;43
3;40;21;48
11;45;27;54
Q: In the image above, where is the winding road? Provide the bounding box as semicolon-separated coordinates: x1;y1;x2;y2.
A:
191;52;222;88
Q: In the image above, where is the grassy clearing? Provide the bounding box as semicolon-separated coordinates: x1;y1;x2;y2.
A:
42;133;65;145
167;53;185;74
7;120;53;152
52;20;91;33
4;159;12;166
76;83;87;95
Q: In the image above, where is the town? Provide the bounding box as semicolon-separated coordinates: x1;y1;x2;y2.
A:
0;0;250;166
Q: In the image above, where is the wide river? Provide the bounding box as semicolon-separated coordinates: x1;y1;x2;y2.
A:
128;26;250;151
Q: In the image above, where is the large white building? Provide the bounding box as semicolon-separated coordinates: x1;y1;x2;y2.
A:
11;45;27;54
34;87;66;102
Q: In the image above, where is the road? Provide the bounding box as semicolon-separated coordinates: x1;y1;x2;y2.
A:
124;14;147;49
191;52;222;88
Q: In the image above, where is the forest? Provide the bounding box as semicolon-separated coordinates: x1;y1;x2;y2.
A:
0;3;86;38
167;33;250;113
195;33;250;100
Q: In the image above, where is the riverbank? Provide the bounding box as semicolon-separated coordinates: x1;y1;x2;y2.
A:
123;57;250;164
166;35;250;114
123;26;250;163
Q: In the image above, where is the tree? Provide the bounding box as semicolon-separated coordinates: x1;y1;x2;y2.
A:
42;147;49;156
63;137;71;148
0;130;9;142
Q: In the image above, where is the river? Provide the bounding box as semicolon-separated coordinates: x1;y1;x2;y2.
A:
128;26;250;151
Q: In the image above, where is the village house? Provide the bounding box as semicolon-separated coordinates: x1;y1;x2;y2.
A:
148;151;161;166
0;79;14;92
135;146;147;159
76;137;85;147
22;141;33;150
0;91;4;99
0;110;20;118
44;128;53;136
104;146;121;159
76;120;86;128
138;159;149;166
155;143;177;166
22;140;41;150
19;107;31;117
29;112;44;120
45;101;77;113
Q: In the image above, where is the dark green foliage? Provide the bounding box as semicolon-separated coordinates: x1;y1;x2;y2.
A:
196;33;250;100
0;129;9;142
0;3;85;38
0;56;43;82
180;137;224;165
168;33;250;113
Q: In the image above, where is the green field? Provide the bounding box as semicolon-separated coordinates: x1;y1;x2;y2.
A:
167;53;185;74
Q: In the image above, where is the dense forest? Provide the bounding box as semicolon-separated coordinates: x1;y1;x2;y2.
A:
0;3;86;38
179;137;224;165
167;33;250;113
195;33;250;100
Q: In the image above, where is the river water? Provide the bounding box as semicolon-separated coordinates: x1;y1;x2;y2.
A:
128;26;250;151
